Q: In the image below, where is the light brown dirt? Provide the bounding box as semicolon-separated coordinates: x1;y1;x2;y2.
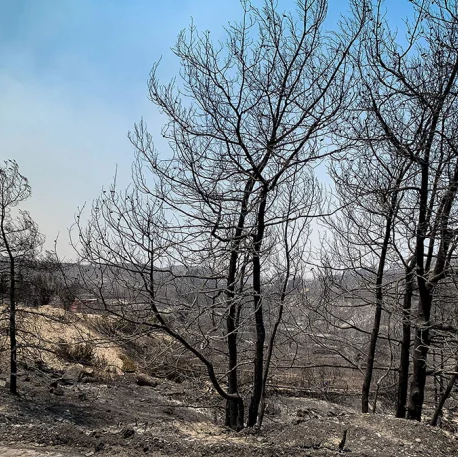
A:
9;306;125;371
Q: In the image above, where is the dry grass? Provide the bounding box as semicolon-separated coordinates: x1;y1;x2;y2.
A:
0;305;125;373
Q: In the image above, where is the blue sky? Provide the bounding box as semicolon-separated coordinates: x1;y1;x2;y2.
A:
0;0;411;257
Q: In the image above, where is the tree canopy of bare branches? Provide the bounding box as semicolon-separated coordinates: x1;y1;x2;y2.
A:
73;0;367;430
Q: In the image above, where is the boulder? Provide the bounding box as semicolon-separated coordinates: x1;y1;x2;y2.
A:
61;364;85;385
136;373;158;387
61;364;96;385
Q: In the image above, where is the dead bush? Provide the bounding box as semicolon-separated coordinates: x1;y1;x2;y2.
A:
119;353;137;373
56;341;97;366
91;315;145;338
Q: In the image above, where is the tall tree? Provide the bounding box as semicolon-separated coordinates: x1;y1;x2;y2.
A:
352;0;458;420
74;0;367;429
0;160;43;394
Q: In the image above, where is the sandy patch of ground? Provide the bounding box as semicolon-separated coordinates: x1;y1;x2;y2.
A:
0;305;125;374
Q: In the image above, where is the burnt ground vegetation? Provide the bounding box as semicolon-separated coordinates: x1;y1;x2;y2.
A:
0;364;458;457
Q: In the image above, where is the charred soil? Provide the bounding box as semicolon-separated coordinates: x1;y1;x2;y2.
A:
0;366;457;457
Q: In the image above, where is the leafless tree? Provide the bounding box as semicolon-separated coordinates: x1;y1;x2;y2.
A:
0;160;43;394
323;139;413;413
345;0;458;420
73;0;367;429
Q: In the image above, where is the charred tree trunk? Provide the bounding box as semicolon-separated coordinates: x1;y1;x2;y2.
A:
226;302;244;430
396;264;414;418
407;285;432;420
226;278;241;430
247;188;268;427
225;180;254;430
1;208;18;396
407;153;431;422
257;213;292;428
410;261;431;424
361;254;386;413
9;255;17;395
361;190;398;413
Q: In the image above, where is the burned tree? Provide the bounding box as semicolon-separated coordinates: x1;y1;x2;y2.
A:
0;160;43;394
74;0;367;429
346;0;458;420
324;142;413;414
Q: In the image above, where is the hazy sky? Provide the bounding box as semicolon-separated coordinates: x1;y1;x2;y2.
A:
0;0;411;258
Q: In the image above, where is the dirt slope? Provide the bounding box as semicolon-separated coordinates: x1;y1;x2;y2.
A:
0;306;126;373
